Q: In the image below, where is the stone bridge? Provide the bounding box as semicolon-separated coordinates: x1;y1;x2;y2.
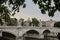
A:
0;26;60;40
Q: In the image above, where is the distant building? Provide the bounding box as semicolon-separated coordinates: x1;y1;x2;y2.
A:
19;18;31;26
24;18;31;26
18;18;56;27
1;18;56;27
18;18;23;26
2;19;7;26
39;19;56;27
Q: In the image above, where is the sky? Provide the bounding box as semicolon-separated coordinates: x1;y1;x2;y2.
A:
13;0;60;21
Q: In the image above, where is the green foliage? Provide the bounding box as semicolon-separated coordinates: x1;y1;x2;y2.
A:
53;0;60;11
23;4;26;8
32;18;39;26
8;0;26;12
1;0;60;17
0;0;25;25
32;0;38;4
0;5;10;15
41;9;46;14
54;22;60;27
0;0;26;15
32;0;60;17
7;18;17;26
0;0;60;25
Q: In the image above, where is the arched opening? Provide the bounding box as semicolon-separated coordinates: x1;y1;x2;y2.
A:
43;30;50;34
26;30;39;34
23;30;40;40
43;30;50;40
0;31;16;40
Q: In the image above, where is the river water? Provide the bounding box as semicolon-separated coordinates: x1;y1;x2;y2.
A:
23;37;59;40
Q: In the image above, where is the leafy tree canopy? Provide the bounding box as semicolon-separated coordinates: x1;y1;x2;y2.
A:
0;0;25;25
32;0;60;17
0;0;60;17
0;0;60;25
54;22;60;27
7;18;17;26
32;18;39;26
0;0;26;16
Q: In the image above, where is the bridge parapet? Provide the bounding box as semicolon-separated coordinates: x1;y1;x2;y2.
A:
0;26;60;37
0;26;55;29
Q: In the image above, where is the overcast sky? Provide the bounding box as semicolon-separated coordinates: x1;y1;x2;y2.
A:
14;0;60;21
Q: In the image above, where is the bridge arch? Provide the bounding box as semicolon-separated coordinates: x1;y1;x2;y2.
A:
41;29;51;34
23;29;40;40
0;31;16;40
1;30;17;36
43;29;50;34
25;30;39;34
1;31;16;40
22;29;40;36
2;31;16;38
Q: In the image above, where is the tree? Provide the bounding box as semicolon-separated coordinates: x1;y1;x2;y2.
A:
32;18;39;26
54;22;60;27
7;18;17;26
0;0;60;17
32;0;60;17
0;0;26;14
0;0;60;25
0;0;26;25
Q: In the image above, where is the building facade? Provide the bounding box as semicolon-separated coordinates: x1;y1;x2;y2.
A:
19;19;56;27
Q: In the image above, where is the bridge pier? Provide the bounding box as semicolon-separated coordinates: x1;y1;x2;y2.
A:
0;30;2;37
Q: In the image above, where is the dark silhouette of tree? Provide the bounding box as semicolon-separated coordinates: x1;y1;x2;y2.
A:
7;18;17;26
32;0;60;17
32;18;39;26
54;22;60;27
0;0;26;14
0;0;26;25
0;0;60;17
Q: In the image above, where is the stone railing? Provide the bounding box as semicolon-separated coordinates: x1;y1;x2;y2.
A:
0;26;56;29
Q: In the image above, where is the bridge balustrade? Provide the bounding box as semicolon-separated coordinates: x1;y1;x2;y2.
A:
0;26;54;29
